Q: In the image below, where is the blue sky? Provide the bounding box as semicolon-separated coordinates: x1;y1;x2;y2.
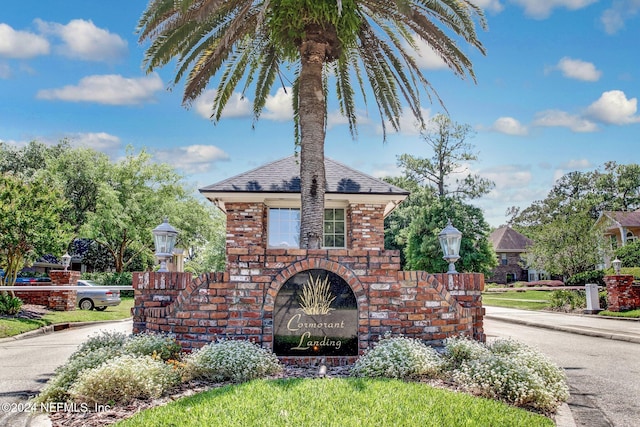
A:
1;0;639;227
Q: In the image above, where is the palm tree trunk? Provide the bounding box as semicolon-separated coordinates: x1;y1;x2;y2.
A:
298;28;328;249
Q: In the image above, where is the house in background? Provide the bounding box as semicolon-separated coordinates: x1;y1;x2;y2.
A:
486;226;544;284
594;209;640;268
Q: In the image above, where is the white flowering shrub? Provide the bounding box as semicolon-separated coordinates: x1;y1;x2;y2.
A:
351;335;443;380
452;338;569;412
72;330;128;357
442;335;490;369
69;355;180;405
34;346;124;404
183;340;282;383
123;332;182;361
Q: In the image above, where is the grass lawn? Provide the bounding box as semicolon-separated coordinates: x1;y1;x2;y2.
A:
482;290;550;310
116;378;553;427
599;309;640;318
0;297;133;339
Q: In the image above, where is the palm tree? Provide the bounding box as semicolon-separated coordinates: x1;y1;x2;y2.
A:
138;0;486;249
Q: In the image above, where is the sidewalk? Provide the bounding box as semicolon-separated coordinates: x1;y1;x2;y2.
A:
484;306;640;344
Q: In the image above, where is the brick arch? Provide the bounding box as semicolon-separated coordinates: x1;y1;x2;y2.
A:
263;258;367;314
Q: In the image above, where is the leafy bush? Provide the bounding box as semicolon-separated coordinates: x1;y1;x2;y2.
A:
452;339;569;412
615;240;640;267
0;292;23;315
123;332;182;361
69;355;180;405
183;340;282;383
351;335;443;379
549;290;586;311
34;346;124;404
599;290;608;310
72;330;128;356
566;270;604;286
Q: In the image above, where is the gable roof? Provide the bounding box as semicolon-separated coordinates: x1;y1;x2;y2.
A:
489;226;533;253
597;209;640;230
200;156;409;195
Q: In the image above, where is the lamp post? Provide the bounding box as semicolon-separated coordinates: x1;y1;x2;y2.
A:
152;218;178;272
438;220;462;274
61;252;71;271
612;258;622;275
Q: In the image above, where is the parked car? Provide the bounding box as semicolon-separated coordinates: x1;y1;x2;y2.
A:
76;279;121;311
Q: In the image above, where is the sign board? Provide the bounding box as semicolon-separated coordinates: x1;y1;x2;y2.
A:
273;269;358;356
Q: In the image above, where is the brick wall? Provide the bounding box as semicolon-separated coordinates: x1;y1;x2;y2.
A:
605;275;640;311
348;203;385;250
13;270;79;311
133;249;484;364
225;203;266;249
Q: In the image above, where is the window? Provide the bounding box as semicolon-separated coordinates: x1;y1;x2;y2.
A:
268;208;300;248
324;208;346;248
626;231;637;244
501;253;508;266
267;207;346;248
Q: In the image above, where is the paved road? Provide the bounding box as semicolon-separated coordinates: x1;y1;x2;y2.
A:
0;320;132;427
485;309;640;427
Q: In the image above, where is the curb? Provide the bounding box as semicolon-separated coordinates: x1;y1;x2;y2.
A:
0;318;132;344
484;314;640;344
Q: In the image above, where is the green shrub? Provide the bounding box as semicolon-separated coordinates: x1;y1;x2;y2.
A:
351;335;443;380
69;355;180;405
0;292;23;315
183;340;282;383
549;290;586;310
123;332;182;361
442;335;490;370
452;339;568;413
72;330;128;357
599;290;608;310
566;270;604;286
34;346;124;404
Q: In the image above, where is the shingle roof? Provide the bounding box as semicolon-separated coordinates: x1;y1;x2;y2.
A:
489;226;533;253
601;210;640;228
199;155;409;196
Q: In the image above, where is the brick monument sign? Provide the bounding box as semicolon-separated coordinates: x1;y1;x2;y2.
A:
132;156;484;365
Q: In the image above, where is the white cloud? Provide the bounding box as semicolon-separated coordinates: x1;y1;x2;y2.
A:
533;110;598;132
153;144;229;173
559;158;592;169
409;37;448;70
601;0;640;34
68;132;122;158
35;19;127;62
0;23;49;59
262;87;294;121
585;90;640;124
470;0;504;13
37;74;164;105
327;110;350;129
510;0;597;19
194;90;251;119
556;57;602;81
481;165;533;191
490;117;528;135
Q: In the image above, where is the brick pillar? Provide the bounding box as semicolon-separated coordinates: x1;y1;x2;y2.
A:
48;270;80;311
436;273;486;342
605;275;640;312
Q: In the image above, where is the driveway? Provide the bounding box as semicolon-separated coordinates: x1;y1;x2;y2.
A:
0;320;132;427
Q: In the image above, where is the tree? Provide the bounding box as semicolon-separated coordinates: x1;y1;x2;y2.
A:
138;0;486;248
0;174;70;287
403;197;496;274
397;114;494;199
80;149;189;273
525;211;606;280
